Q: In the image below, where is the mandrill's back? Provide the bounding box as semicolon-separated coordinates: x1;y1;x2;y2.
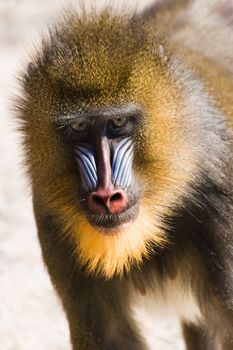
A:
144;0;233;120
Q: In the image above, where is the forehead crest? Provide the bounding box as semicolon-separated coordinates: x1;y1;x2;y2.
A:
43;12;165;93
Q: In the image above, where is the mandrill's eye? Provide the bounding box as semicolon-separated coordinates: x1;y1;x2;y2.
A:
108;114;139;138
72;118;90;132
111;116;127;128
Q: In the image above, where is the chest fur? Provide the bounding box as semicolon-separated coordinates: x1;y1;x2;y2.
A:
130;274;203;349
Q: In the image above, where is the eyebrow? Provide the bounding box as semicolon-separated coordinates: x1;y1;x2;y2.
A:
55;103;144;127
81;103;143;119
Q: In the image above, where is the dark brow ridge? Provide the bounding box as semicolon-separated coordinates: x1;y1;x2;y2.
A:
55;103;144;127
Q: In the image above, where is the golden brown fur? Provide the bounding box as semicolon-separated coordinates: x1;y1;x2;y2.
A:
145;0;233;118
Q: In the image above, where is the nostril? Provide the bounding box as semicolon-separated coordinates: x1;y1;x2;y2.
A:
92;194;105;206
109;192;123;203
88;193;107;214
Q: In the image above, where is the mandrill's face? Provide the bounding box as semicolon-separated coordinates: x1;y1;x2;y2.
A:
55;102;166;278
61;104;144;232
18;13;197;278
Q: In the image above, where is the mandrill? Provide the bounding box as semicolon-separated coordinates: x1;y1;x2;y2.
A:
16;0;233;349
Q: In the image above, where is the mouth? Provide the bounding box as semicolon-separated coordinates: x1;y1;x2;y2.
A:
85;202;140;234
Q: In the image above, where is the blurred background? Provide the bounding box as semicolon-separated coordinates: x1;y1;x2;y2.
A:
0;0;189;349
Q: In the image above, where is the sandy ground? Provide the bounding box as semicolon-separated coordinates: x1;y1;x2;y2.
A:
0;1;187;349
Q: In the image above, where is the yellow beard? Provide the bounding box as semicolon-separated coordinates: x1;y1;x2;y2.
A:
71;203;166;279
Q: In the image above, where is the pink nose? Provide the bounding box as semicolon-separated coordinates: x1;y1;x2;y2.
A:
88;188;127;215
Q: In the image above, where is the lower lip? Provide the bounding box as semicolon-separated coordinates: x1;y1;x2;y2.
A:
84;202;139;234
